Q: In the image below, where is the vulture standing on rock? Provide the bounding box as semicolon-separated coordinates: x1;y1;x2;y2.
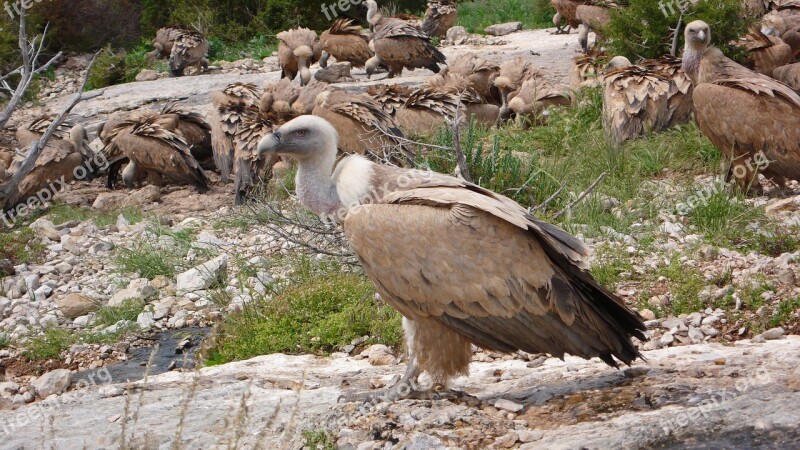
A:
169;30;209;77
256;115;647;400
277;28;322;86
421;0;458;38
683;20;800;192
111;114;210;193
319;19;373;70
602;56;671;147
211;83;261;183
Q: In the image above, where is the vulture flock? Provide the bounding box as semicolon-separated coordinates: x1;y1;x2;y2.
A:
3;0;800;399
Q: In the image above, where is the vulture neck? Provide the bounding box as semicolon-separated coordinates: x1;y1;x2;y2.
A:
295;146;342;218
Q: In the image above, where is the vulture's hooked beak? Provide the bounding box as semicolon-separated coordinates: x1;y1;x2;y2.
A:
257;131;282;158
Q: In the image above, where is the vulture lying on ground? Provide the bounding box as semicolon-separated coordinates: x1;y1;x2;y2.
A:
4;124;94;212
277;28;322;86
421;0;458;38
169;30;209;77
256;115;647;400
366;18;447;79
602;56;671;147
148;27;186;61
319;19;373;70
211;83;261;183
683;20;800;192
110;114;210;193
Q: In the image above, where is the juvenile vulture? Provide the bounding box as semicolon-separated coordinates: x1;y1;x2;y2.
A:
148;27;186;61
421;0;458;38
277;28;322;86
169;30;209;77
602;56;671;146
683;20;800;191
211;82;261;183
159;103;215;171
737;28;793;77
111;114;210;193
4;125;94;211
319;19;373;70
366;19;447;78
570;49;608;90
256;115;647;400
773;62;800;90
445;53;502;106
311;90;410;163
642;55;694;128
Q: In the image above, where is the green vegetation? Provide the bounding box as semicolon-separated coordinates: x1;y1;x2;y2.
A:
205;258;403;365
457;0;554;33
605;0;753;63
95;299;147;328
0;227;44;272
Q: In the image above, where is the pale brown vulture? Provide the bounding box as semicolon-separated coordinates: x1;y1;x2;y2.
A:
642;55;694;128
445;53;502;106
111;114;210;192
211;82;261;183
602;56;671;146
169;30;209;77
277;28;322;86
683;20;800;192
366;19;447;78
148;27;186;61
773;62;800;90
319;19;373;70
4;124;94;212
421;0;458;38
256;115;647;400
570;49;608;90
737;28;793;77
311;90;410;163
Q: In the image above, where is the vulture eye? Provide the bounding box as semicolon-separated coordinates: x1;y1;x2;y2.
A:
296;130;307;137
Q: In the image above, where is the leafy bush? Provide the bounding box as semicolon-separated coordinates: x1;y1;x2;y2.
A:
604;0;754;63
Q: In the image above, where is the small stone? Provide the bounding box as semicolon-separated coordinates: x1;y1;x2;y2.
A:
495;398;524;413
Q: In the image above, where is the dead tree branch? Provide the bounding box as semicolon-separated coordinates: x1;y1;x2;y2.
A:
553;172;607;220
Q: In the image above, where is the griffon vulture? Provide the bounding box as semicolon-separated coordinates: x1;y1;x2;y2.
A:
683;20;800;192
111;114;210;193
421;0;458;38
211;82;261;183
366;20;447;79
570;49;608;89
4;125;94;212
169;30;209;77
773;62;800;90
602;56;671;147
277;28;322;86
311;90;410;163
319;19;373;70
737;28;793;77
256;115;647;400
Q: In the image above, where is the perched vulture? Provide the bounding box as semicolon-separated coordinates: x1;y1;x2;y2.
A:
602;56;671;147
570;49;608;90
421;0;458;38
445;53;502;106
169;30;209;77
366;19;447;78
148;27;186;61
4;125;94;212
311;90;410;162
256;115;647;400
319;19;373;70
773;62;800;90
762;11;800;57
683;20;800;191
642;55;694;128
277;28;322;86
737;28;793;77
292;81;333;116
111;114;210;192
211;82;261;183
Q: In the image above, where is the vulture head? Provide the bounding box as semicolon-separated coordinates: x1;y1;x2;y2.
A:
685;20;711;51
257;115;338;163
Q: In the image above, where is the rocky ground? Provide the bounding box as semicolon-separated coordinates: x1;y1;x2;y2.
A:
1;25;799;449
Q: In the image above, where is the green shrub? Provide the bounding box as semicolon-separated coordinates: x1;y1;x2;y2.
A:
604;0;754;63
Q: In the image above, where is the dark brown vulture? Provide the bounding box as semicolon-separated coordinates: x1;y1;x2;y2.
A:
683;20;800;192
366;19;447;79
277;28;322;86
169;30;209;77
319;19;373;70
421;0;458;38
211;82;261;183
256;115;647;400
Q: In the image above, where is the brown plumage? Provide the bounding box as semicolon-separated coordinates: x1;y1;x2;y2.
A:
211;82;261;183
256;115;647;400
642;55;694;128
421;0;458;38
683;20;800;192
773;62;800;90
737;28;793;77
319;19;372;69
169;30;209;77
4;125;93;211
311;90;409;162
602;56;671;146
111;114;209;193
445;53;502;105
148;27;187;61
570;49;608;89
277;28;322;86
366;19;447;78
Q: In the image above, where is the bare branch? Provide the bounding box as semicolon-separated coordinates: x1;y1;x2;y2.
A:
553;172;607;220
